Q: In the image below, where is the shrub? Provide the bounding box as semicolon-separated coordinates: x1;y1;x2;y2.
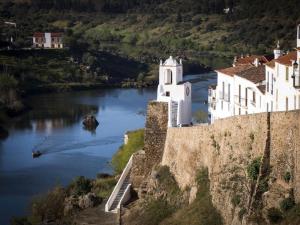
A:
247;157;261;181
231;194;241;207
283;171;291;183
68;176;92;196
280;197;295;212
93;176;117;198
30;186;66;223
238;208;247;221
267;207;283;224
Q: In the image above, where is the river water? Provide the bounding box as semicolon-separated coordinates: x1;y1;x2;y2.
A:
0;72;216;224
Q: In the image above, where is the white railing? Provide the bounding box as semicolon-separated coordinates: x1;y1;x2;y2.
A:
117;184;132;209
105;155;133;212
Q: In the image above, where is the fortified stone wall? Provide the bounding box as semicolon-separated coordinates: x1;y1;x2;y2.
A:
130;101;168;189
162;111;300;225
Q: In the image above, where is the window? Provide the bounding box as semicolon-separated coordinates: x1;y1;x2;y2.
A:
245;88;248;107
166;91;170;97
271;73;274;94
222;82;225;99
286;97;289;111
286;67;289;81
271;101;273;112
164;70;172;84
253;91;256;103
267;72;269;92
228;83;231;102
239;85;241;103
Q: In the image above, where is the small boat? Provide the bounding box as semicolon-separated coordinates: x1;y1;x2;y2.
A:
32;150;42;158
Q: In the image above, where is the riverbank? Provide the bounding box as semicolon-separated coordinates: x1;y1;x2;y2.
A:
10;128;144;225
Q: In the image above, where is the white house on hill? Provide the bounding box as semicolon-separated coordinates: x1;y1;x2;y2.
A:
33;32;63;49
209;25;300;123
157;56;192;127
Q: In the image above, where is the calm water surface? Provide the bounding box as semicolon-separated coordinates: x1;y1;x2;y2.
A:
0;72;216;224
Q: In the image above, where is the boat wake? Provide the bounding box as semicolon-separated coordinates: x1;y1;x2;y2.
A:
32;135;122;155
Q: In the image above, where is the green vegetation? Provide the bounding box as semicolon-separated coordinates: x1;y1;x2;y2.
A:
92;176;117;199
11;174;117;225
284;171;291;183
67;176;92;196
247;157;262;181
161;168;223;225
193;109;209;123
267;207;283;224
280;197;295;212
112;129;144;174
29;186;67;225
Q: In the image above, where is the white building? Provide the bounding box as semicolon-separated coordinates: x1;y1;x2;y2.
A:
33;32;63;49
209;25;300;123
157;56;192;127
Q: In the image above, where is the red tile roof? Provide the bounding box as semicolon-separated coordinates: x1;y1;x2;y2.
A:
235;55;273;66
275;51;297;66
33;32;44;37
236;65;265;84
266;59;275;68
51;32;63;37
257;85;266;94
216;65;253;77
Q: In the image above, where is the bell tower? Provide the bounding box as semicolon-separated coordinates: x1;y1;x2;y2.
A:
157;56;192;127
274;41;283;59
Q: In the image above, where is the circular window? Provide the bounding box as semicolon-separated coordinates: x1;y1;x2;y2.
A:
186;87;190;96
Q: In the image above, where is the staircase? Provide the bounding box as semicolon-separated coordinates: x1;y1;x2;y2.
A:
171;101;178;127
105;156;133;213
109;175;131;211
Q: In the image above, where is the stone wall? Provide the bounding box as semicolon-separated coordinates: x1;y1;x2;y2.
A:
162;110;300;225
130;101;168;189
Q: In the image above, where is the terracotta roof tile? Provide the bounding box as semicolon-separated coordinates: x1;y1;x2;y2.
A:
236;66;265;84
275;51;297;66
216;65;253;77
266;59;275;68
235;55;273;66
257;85;266;94
51;32;63;37
33;32;44;37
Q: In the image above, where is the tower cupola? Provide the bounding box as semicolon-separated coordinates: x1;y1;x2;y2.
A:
274;40;283;59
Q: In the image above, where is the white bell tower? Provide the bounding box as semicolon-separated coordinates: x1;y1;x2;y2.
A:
274;41;283;59
157;56;192;127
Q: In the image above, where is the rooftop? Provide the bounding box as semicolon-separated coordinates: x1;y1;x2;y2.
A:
216;65;253;77
236;65;265;84
163;56;181;66
234;55;273;66
275;51;297;66
257;85;266;94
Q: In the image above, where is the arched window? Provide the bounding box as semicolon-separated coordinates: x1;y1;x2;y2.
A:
164;69;172;85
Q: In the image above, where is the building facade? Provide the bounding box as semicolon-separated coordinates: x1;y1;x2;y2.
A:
33;32;63;49
209;25;300;123
157;56;192;127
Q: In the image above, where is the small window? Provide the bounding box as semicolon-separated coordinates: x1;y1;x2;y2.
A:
286;67;289;81
286;97;289;111
166;91;170;97
253;91;256;103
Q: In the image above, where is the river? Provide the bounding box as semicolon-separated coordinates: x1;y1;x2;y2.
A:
0;72;216;224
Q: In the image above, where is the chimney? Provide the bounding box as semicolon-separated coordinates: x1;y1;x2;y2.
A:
254;58;259;67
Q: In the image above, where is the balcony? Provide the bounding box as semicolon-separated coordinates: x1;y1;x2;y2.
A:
234;95;248;109
219;92;230;102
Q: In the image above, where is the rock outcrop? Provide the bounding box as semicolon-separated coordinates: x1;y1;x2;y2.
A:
83;115;99;129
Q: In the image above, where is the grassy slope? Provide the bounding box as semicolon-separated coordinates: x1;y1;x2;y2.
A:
111;129;144;174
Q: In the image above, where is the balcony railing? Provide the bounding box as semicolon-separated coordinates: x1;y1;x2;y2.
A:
234;95;248;109
219;92;230;102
